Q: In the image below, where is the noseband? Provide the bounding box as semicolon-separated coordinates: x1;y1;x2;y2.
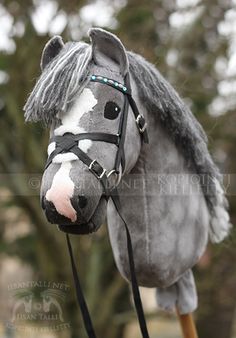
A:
45;72;150;338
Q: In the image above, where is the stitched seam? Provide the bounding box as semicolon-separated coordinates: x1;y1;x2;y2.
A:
140;157;150;266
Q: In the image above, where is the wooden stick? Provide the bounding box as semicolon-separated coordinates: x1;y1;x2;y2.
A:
176;308;198;338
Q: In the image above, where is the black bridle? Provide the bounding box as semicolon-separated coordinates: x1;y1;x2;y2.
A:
45;72;150;338
45;72;148;184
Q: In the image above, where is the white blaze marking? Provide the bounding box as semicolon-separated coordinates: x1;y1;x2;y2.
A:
52;87;97;163
45;162;77;222
45;88;97;221
55;88;97;137
79;139;92;153
53;153;78;163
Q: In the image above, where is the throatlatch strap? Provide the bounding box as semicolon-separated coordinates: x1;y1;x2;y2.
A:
66;234;97;338
65;194;150;338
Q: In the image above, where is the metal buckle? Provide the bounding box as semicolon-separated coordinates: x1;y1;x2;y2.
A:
89;159;107;179
107;169;120;187
136;114;147;133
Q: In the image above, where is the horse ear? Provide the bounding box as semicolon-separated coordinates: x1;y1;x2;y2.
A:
40;36;65;71
88;28;129;76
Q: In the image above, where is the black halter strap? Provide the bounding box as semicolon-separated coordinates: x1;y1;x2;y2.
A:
46;72;150;338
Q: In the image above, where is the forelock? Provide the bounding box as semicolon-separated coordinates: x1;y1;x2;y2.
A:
24;42;92;125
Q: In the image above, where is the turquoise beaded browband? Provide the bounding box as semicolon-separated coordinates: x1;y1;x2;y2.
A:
90;75;129;94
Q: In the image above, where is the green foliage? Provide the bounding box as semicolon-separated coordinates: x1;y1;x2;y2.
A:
0;233;38;266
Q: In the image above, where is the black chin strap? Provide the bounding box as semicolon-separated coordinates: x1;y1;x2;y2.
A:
66;190;150;338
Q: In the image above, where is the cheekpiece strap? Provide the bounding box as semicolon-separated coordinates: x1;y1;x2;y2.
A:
90;73;149;143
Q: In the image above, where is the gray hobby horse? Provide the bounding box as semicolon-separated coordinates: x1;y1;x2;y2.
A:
24;28;231;337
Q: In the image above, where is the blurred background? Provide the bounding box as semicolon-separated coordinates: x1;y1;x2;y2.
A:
0;0;236;337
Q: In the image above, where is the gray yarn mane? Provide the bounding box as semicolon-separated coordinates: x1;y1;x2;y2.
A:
24;42;226;219
127;52;225;214
24;42;92;125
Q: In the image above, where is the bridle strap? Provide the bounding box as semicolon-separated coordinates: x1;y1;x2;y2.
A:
45;133;119;171
53;133;120;145
47;72;150;338
66;189;150;338
114;90;130;172
110;190;150;338
66;234;97;338
125;73;149;144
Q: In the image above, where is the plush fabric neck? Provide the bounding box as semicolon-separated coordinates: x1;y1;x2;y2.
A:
127;51;231;242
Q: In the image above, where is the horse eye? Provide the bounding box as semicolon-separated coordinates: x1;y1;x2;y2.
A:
104;101;121;120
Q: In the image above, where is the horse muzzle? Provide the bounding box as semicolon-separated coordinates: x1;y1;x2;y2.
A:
41;192;107;235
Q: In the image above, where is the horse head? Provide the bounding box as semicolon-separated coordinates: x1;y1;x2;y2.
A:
25;28;145;234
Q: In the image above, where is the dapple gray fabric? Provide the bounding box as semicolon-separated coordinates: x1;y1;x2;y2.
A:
128;53;231;243
156;269;197;314
89;28;129;76
24;28;231;314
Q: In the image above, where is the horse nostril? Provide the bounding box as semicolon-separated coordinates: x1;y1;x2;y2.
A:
78;195;87;209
